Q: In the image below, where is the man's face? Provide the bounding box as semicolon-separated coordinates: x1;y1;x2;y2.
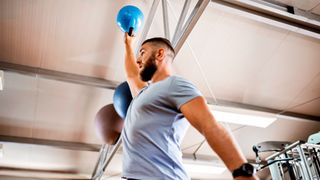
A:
137;44;158;82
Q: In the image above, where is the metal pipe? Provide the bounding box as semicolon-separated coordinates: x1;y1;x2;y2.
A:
302;143;320;149
162;0;170;39
0;135;101;152
173;0;210;54
297;145;313;180
172;0;192;44
0;61;119;89
266;141;304;160
91;144;107;179
101;138;122;172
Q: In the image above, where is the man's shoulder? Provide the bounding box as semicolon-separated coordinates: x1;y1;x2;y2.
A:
170;75;195;85
169;75;200;93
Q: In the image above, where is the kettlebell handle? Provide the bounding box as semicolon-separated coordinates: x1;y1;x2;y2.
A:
128;27;134;36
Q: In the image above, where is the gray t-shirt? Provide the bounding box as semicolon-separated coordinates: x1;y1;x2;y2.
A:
122;75;202;180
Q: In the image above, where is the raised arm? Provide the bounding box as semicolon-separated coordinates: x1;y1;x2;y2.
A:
124;33;147;97
180;96;258;180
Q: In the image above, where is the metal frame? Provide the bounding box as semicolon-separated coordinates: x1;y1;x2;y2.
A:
264;141;320;180
173;0;210;54
162;0;170;39
211;0;320;34
172;0;192;44
0;61;119;89
296;145;313;179
91;139;122;180
0;135;101;152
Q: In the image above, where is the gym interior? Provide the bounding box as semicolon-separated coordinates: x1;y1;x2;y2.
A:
0;0;320;179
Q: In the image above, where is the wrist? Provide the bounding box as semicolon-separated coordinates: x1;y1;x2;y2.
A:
125;44;131;50
232;163;256;178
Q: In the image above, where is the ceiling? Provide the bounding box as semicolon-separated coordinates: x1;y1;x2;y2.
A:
0;0;320;179
275;0;320;13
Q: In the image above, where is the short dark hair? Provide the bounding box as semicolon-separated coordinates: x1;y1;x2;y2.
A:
142;37;175;58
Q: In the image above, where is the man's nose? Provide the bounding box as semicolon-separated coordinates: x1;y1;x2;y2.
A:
136;57;142;64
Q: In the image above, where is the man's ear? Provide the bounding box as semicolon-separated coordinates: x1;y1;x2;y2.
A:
156;48;165;61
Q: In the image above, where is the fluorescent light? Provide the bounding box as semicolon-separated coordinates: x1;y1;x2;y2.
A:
209;105;277;128
184;163;226;174
183;157;226;175
0;70;3;91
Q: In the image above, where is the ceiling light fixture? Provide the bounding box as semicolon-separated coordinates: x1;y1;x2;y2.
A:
183;158;226;175
209;105;277;128
184;163;226;174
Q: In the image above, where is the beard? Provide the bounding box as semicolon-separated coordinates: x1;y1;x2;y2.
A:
139;53;158;82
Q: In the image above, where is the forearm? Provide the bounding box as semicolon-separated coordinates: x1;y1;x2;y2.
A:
124;38;146;97
125;43;139;78
181;97;256;179
202;120;246;171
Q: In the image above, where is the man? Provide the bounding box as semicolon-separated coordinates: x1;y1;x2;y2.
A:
122;33;258;180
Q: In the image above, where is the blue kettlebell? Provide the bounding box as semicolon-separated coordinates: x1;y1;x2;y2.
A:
113;82;133;120
116;5;144;36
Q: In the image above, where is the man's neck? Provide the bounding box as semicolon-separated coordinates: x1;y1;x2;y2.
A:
151;69;172;83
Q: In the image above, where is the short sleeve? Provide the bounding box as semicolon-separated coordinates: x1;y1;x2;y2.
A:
168;76;202;110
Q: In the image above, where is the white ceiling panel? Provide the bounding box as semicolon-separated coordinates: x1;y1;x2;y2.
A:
0;0;43;67
174;2;320;112
0;72;37;137
0;143;78;174
283;72;320;115
0;142;124;179
0;71;115;143
0;0;152;82
32;77;114;143
312;3;320;15
245;32;320;112
289;98;320;116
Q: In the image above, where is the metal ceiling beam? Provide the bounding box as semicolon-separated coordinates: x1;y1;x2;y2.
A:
0;135;101;152
173;0;210;54
162;0;170;39
0;61;119;89
172;0;192;44
211;0;320;34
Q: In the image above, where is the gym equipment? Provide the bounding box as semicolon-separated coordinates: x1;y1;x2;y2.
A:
253;141;291;163
253;141;320;180
113;81;133;120
94;104;124;145
116;5;144;36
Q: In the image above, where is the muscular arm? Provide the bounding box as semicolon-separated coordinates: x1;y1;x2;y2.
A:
124;33;147;97
181;97;257;179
